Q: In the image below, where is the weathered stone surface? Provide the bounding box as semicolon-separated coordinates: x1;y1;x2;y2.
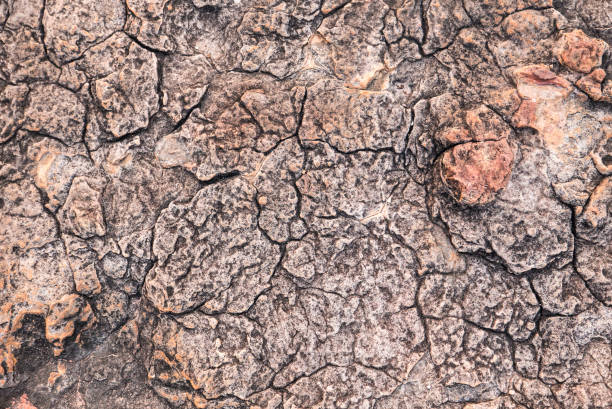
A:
432;145;575;274
419;257;539;341
144;176;280;314
23;83;86;145
78;32;159;139
57;176;105;238
1;1;612;408
42;0;126;64
300;78;411;153
155;73;304;181
160;54;214;123
0;84;28;143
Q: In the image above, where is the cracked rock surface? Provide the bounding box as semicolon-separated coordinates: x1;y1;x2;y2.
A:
1;1;611;408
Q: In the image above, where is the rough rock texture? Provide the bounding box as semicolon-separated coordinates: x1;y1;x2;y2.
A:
1;1;611;408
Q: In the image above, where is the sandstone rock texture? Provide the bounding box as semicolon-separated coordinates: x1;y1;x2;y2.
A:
1;1;611;408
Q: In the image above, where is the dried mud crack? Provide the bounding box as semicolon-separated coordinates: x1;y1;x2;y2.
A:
0;0;611;408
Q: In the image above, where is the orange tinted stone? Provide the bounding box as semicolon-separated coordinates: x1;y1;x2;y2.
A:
576;69;612;102
438;139;514;205
556;29;608;73
8;394;37;409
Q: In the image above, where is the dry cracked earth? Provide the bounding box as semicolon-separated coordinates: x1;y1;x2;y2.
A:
0;0;611;408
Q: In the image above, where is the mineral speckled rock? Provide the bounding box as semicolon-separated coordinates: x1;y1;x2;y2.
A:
1;0;611;408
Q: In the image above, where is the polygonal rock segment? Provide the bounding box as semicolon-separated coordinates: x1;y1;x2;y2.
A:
27;139;94;212
392;0;424;43
237;3;318;77
426;317;514;391
297;142;403;221
555;29;609;73
144;177;280;314
422;0;472;54
146;312;273;400
432;146;574;273
100;154;201;271
576;176;612;243
57;177;106;239
406;92;515;183
491;9;559;69
23;83;86;146
283;365;397;408
437;139;514;206
62;234;102;297
418;257;539;341
550;341;612;409
3;0;44;29
576;0;612;42
42;0;126;64
372;354;444;408
154;107;263;181
79;33;159;139
125;0;243;69
463;0;553;27
300;79;410;153
508;377;560;409
282;217;418;308
387;180;466;275
436;26;523;121
316;0;389;88
161;54;214;123
156;75;305;181
354;307;425;380
0;27;60;83
576;242;612;307
538;306;612;384
252;138;305;243
576;68;612;102
531;264;596;315
0;84;28;143
247;279;357;388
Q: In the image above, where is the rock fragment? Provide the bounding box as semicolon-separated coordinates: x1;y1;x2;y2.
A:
437;139;514;206
555;29;609;73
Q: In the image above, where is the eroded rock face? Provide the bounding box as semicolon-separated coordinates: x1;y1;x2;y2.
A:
43;0;126;65
1;1;611;408
144;176;281;314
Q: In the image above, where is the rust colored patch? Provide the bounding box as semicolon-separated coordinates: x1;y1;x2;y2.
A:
511;65;573;147
438;139;514;206
555;29;608;73
512;65;573;92
576;69;612;103
8;394;38;409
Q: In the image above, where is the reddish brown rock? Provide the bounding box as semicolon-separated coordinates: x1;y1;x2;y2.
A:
555;29;609;73
45;294;95;356
511;65;573;147
437;139;514;206
8;394;38;409
576;68;612;102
